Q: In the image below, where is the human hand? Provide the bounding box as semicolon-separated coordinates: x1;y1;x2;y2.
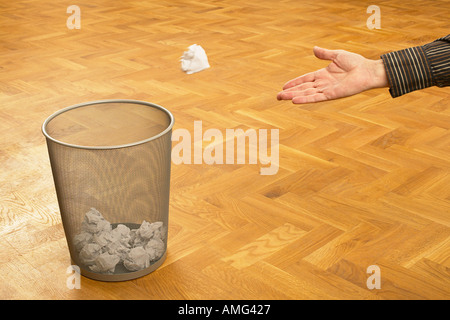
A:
277;46;389;104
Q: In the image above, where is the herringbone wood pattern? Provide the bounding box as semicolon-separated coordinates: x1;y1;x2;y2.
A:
0;0;449;299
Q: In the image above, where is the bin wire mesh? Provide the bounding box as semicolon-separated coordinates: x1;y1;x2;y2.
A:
42;100;174;281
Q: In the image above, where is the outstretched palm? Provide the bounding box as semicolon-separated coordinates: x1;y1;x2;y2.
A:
277;46;388;104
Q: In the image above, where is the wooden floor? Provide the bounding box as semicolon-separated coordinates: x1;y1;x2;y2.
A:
1;0;449;300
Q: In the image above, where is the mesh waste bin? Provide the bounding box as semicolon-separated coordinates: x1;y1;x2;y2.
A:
42;99;174;281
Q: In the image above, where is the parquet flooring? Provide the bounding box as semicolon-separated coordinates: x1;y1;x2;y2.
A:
1;0;449;299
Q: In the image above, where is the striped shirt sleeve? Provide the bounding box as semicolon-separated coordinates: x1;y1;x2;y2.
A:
380;34;450;98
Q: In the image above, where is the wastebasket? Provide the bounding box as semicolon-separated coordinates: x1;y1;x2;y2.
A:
42;99;174;281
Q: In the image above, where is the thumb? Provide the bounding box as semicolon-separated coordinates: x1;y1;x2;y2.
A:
313;46;339;61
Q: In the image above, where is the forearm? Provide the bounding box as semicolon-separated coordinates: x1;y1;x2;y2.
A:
368;59;389;89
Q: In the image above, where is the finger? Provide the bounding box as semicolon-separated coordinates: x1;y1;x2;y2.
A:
282;47;338;90
277;82;316;100
292;92;328;104
313;46;339;61
277;87;319;100
282;71;315;90
282;81;316;93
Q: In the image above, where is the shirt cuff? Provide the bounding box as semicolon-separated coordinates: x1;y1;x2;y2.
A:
380;46;433;98
423;36;450;88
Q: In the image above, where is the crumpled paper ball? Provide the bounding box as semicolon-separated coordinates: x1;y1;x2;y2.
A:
90;252;121;274
81;207;111;234
145;238;165;261
132;220;165;246
180;44;210;74
123;247;150;272
74;208;166;274
79;243;102;266
73;232;92;252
